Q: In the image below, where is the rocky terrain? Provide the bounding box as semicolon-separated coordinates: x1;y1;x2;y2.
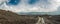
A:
0;10;38;24
0;9;60;24
43;15;60;24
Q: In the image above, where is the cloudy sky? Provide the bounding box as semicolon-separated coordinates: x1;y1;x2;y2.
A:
0;0;60;15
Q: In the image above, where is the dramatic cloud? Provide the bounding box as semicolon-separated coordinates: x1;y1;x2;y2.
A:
0;0;60;13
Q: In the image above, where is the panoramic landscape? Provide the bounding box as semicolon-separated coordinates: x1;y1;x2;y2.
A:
0;10;60;24
0;0;60;24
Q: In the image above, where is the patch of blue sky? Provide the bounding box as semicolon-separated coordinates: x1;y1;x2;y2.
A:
28;0;39;4
6;0;20;5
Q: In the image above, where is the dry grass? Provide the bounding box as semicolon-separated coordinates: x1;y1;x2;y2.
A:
0;10;60;24
0;10;38;24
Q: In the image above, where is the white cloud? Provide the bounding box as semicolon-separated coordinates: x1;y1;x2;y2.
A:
0;0;60;13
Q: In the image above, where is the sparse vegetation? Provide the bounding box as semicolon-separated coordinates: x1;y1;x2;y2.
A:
0;10;38;24
0;10;60;24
